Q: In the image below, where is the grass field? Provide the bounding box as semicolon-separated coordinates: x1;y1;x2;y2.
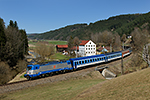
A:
51;52;70;60
0;71;105;100
28;40;67;46
46;40;67;45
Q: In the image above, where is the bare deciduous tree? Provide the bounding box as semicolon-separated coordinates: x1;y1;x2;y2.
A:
91;32;100;43
73;37;80;57
121;34;126;50
67;36;74;56
131;28;149;68
34;43;55;62
113;32;121;51
131;28;148;53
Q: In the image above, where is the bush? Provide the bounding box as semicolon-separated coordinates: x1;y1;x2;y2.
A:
16;59;27;73
0;61;11;85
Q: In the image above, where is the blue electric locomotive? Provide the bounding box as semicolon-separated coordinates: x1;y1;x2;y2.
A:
24;61;72;80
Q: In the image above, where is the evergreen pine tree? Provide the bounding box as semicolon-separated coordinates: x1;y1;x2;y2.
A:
0;18;6;59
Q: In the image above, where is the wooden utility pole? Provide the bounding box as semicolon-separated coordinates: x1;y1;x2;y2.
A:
121;55;124;75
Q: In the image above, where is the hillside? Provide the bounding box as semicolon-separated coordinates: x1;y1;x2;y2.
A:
28;24;87;40
74;67;150;100
28;12;150;40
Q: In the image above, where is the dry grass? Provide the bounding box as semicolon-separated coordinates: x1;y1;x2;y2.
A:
74;68;150;100
0;71;105;100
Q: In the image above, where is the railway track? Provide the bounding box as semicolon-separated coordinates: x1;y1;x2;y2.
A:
0;54;132;94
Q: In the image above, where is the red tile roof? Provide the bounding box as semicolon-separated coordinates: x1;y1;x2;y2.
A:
79;40;89;45
56;45;68;48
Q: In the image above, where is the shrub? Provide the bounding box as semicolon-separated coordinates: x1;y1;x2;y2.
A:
0;61;11;85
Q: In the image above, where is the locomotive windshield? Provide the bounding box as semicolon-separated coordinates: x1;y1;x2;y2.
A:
27;66;32;71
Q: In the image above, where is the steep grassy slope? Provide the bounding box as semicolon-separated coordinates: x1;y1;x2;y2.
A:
74;68;150;100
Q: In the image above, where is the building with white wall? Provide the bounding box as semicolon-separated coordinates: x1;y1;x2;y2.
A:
79;40;96;57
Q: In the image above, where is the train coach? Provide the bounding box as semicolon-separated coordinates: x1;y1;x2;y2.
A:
24;49;131;80
69;54;106;69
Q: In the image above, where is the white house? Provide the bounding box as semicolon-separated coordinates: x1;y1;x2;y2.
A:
79;40;96;57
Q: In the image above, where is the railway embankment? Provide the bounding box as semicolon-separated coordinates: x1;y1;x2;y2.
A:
0;67;104;94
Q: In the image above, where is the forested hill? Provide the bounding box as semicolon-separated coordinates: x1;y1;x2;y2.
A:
28;12;150;40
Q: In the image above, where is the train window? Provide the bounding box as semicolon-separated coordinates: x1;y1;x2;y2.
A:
100;58;101;60
79;61;81;64
90;59;92;62
95;58;97;61
85;60;87;63
104;57;105;59
82;61;84;64
36;67;38;69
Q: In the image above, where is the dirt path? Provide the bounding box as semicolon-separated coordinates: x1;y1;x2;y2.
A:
8;72;27;83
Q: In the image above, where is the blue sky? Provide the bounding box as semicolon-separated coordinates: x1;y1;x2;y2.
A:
0;0;150;33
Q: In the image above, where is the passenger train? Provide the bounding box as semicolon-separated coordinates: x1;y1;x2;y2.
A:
24;49;131;80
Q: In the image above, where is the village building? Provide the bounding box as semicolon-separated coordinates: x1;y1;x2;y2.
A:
56;45;79;55
56;45;68;52
79;40;96;57
56;40;96;57
97;46;110;54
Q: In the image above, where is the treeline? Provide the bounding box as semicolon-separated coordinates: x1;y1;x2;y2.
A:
0;18;28;85
28;24;87;40
28;12;150;40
